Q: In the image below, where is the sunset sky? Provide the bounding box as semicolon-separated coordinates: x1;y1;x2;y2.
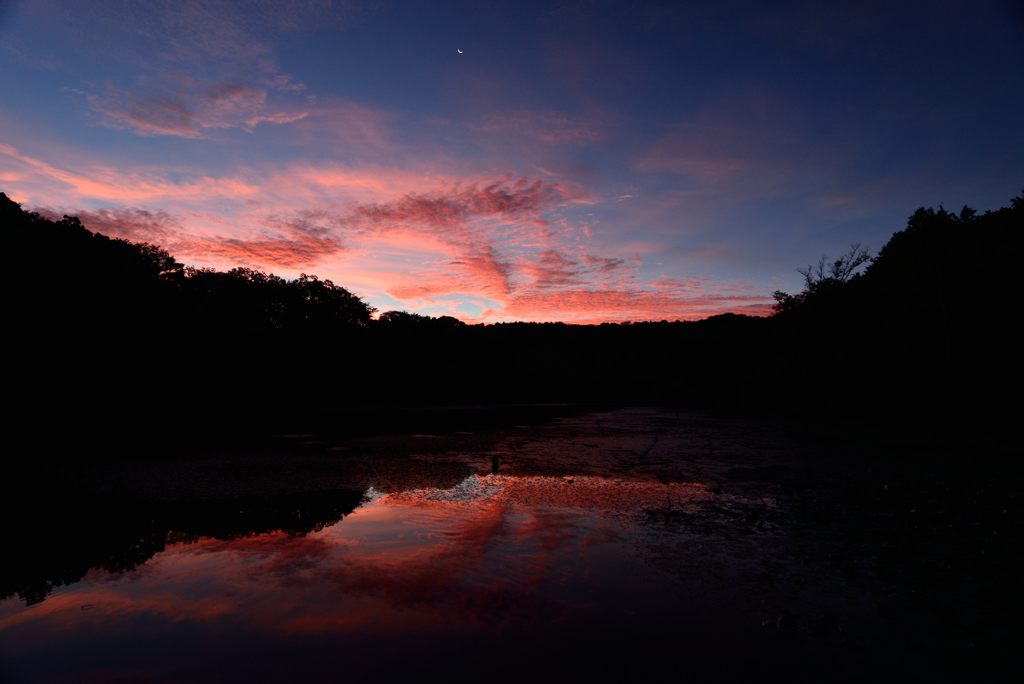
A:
1;0;1021;322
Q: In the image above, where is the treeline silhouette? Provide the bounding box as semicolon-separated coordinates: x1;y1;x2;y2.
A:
3;191;1021;452
769;198;1023;426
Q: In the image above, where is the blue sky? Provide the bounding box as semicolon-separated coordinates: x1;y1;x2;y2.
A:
1;0;1022;321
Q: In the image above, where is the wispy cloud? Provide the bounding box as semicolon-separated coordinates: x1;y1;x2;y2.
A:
34;205;180;243
174;215;345;268
87;83;309;138
3;140;773;322
0;143;261;203
490;287;773;324
520;249;625;290
475;110;606;145
87;91;202;138
348;177;582;235
388;246;513;301
20;0;325;138
32;201;344;269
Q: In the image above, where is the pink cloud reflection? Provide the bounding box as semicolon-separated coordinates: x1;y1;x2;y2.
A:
0;475;718;637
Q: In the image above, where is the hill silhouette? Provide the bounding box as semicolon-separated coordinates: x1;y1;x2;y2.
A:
3;191;1021;454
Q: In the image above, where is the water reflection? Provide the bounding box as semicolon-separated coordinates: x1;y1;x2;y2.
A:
4;408;1005;682
0;469;778;681
0;490;367;606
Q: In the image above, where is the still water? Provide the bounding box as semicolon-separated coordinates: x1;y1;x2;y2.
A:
0;408;996;682
3;472;783;681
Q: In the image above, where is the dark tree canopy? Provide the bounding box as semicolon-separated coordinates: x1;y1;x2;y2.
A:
2;190;1022;451
1;192;375;337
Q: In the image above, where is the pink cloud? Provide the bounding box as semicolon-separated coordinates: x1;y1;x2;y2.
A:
490;288;774;323
35;205;180;242
29;202;344;270
0;143;261;203
349;177;580;234
174;219;345;269
388;245;512;300
2;140;775;323
520;249;626;290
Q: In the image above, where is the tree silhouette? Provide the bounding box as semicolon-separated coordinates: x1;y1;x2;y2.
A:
798;243;871;288
2;188;1021;444
773;243;871;314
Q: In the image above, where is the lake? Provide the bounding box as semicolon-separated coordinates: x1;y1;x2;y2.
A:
0;408;1016;682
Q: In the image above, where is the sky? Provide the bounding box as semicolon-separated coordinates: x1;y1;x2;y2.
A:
1;0;1022;323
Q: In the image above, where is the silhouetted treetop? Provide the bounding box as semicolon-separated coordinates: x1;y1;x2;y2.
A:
772;193;1024;321
2;192;375;336
378;310;467;330
798;243;871;288
773;243;871;315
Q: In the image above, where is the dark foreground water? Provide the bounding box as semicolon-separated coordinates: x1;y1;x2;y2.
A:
0;409;1018;682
